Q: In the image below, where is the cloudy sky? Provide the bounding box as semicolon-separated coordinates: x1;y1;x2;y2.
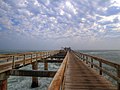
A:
0;0;120;50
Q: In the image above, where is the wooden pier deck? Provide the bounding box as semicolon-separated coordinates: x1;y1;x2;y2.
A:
48;50;120;90
63;52;116;90
0;49;120;90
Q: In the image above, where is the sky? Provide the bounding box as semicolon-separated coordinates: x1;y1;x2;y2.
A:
0;0;120;50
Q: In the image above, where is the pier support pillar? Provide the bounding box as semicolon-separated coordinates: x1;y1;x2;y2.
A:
0;79;7;90
44;61;48;70
0;72;9;90
31;62;38;88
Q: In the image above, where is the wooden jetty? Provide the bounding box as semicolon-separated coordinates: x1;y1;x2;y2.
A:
0;48;120;90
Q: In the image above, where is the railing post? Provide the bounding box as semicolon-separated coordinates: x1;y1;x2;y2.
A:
46;52;48;58
99;61;102;75
79;54;81;59
91;58;93;68
86;56;88;64
36;53;38;62
16;56;18;60
12;56;15;69
31;54;32;63
48;52;49;57
23;54;25;66
117;66;120;90
83;55;85;61
7;57;9;62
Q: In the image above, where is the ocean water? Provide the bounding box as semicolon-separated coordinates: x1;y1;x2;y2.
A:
80;50;120;63
0;50;120;90
8;63;60;90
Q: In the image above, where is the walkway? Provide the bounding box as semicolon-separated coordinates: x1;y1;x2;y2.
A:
63;52;116;90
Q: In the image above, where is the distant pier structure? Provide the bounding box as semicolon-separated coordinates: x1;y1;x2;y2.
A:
61;47;71;51
0;48;120;90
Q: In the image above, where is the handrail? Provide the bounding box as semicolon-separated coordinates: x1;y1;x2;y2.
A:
48;52;69;90
74;51;120;90
0;50;60;73
0;50;59;58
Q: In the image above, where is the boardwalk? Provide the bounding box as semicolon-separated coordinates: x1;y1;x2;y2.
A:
63;52;116;90
0;49;120;90
48;50;120;90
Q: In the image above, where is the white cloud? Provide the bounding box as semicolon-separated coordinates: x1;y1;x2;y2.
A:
110;0;120;7
65;1;77;15
0;0;120;49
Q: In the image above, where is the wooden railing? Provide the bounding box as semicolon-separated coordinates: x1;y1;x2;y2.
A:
48;51;69;90
0;50;60;73
74;51;120;90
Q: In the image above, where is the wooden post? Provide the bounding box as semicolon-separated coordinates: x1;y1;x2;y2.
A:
23;54;25;66
91;58;93;68
31;62;38;88
86;56;88;64
36;53;39;63
117;66;120;90
48;52;50;57
12;56;15;69
16;56;18;60
81;55;83;60
79;54;81;59
7;57;9;62
31;54;32;63
83;55;85;61
0;79;7;90
44;60;48;70
99;61;102;75
45;52;47;58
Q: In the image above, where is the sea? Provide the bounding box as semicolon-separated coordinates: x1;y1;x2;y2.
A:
0;50;120;90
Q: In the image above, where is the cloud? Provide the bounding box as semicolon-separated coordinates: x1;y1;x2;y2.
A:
0;0;120;49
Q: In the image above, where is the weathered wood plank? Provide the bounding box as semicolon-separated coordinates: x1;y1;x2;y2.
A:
48;52;69;90
9;69;56;77
64;51;117;90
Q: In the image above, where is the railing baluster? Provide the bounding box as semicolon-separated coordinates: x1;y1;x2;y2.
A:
12;56;15;69
31;54;32;63
83;55;85;61
86;56;88;64
91;58;93;68
99;61;102;75
75;51;120;89
23;54;25;65
36;53;38;62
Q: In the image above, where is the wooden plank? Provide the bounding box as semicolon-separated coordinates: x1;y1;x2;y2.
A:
64;52;117;90
9;69;56;77
48;52;69;90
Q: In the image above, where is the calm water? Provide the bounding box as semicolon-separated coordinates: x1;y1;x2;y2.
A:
0;50;120;90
